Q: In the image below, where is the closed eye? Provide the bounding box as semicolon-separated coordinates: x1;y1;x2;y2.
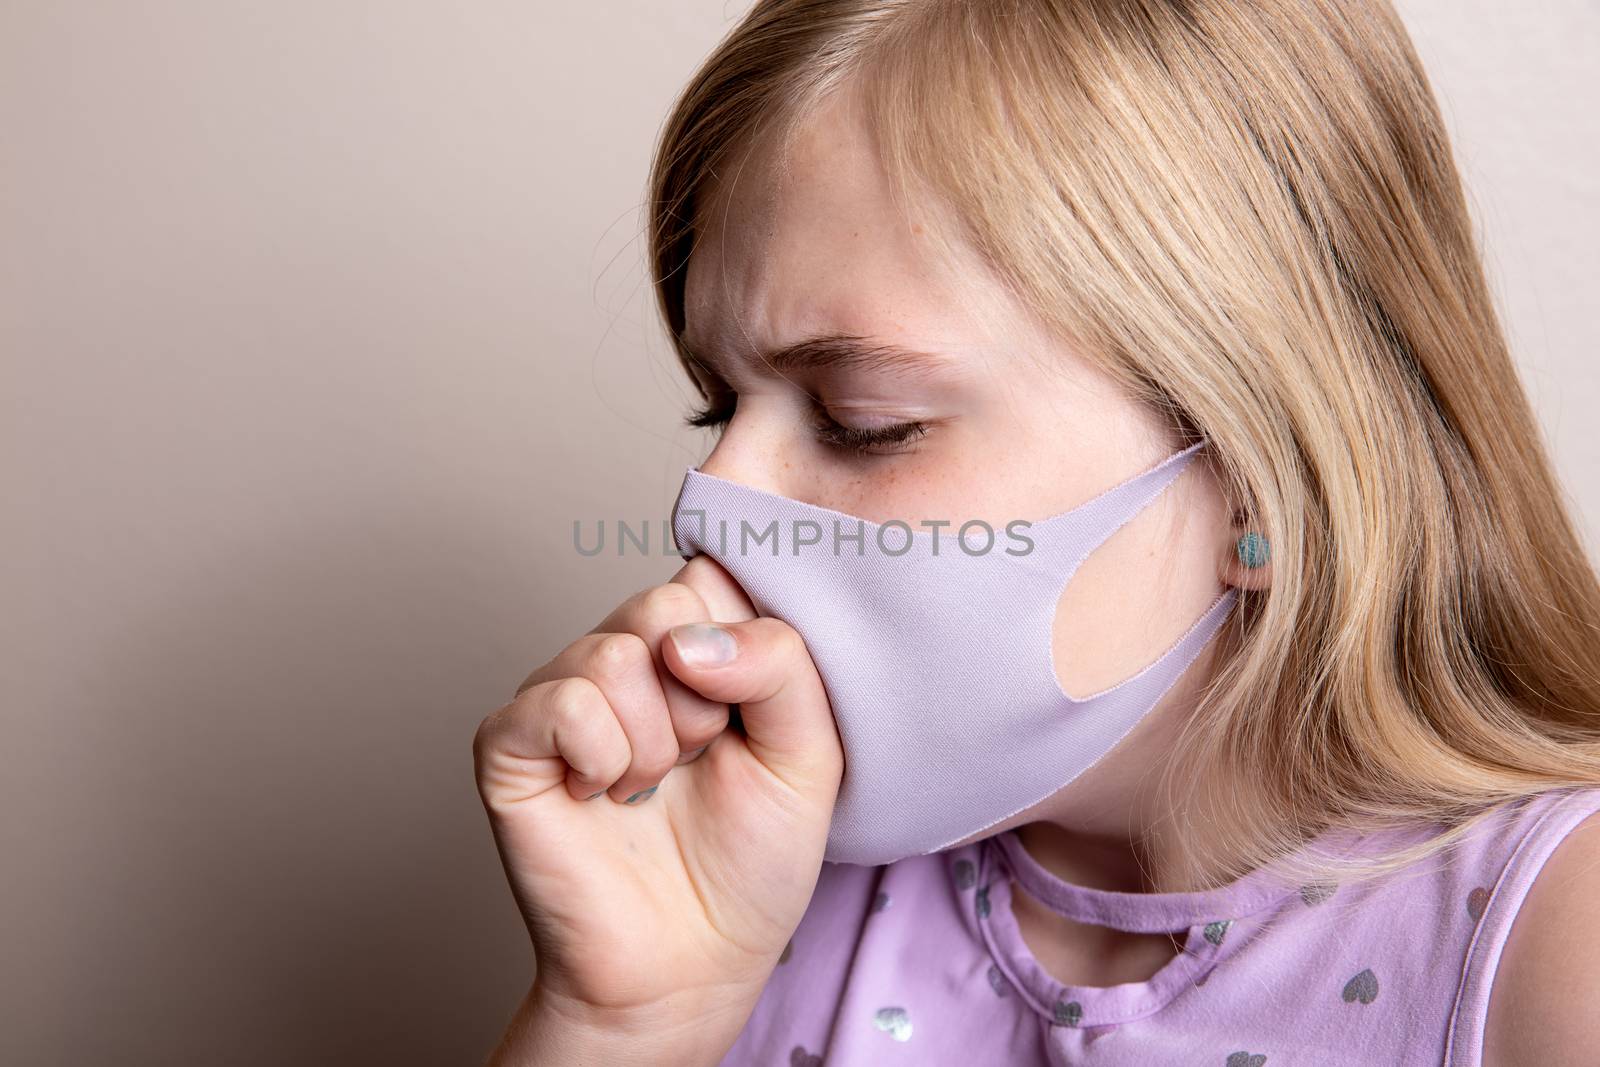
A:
810;413;929;454
683;392;930;456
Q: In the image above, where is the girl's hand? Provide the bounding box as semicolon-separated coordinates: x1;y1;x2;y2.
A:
473;555;843;1062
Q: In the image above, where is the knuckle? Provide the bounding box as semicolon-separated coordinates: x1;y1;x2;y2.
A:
584;631;650;682
547;675;605;726
596;742;632;782
635;581;705;631
572;715;631;779
546;679;630;777
760;617;805;660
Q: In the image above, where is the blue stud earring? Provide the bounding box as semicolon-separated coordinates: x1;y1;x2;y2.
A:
1236;531;1271;569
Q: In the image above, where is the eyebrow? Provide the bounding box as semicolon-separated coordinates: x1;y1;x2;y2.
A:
681;332;954;383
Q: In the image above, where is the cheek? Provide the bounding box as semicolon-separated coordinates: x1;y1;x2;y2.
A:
1050;514;1173;701
1048;498;1226;702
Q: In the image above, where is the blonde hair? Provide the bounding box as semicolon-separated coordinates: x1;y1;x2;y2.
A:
646;0;1600;890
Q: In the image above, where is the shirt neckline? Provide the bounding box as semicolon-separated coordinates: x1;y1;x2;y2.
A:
965;828;1315;1030
990;828;1301;932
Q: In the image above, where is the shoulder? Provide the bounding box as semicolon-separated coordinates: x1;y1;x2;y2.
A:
1481;799;1600;1065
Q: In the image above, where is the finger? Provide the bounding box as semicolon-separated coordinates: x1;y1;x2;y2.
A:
589;581;732;762
563;631;681;803
473;676;632;807
665;556;759;762
668;554;758;624
510;562;744;702
661;617;842;793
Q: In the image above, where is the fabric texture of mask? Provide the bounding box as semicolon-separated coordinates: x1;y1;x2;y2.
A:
670;439;1238;866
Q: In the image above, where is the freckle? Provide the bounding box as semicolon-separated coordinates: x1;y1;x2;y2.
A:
913;223;924;234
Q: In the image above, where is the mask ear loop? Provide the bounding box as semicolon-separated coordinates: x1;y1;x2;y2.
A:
1015;439;1212;576
924;583;1239;859
917;443;1239;856
1027;440;1238;707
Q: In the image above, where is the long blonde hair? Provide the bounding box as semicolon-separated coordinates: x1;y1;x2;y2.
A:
646;0;1600;889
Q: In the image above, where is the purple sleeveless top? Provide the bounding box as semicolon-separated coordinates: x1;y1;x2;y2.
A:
717;785;1600;1066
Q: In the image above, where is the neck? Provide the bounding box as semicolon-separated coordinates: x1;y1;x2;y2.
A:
1002;793;1209;987
1012;648;1244;897
997;707;1233;988
1012;819;1165;894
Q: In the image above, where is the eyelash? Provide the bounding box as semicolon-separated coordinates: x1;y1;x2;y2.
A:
684;393;930;456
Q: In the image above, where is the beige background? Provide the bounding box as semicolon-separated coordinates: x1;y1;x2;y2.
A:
2;3;1594;1064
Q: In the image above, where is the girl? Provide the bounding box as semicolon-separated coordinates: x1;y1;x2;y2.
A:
474;1;1600;1063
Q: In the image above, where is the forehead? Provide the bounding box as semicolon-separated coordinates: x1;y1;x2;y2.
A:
680;90;995;358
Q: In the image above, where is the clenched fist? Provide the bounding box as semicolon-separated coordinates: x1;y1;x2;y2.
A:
473;554;844;1065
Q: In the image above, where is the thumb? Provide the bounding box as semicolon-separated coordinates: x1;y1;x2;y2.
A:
661;618;842;788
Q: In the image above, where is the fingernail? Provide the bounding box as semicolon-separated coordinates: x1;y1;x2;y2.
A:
668;623;738;667
585;790;606;801
624;785;658;805
675;745;708;765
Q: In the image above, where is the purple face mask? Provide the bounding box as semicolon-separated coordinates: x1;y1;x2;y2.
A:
670;439;1237;866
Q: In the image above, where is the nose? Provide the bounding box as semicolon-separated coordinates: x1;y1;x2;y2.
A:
673;408;789;558
691;401;789;495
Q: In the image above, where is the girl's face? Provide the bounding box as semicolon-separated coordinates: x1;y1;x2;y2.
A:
681;90;1264;836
